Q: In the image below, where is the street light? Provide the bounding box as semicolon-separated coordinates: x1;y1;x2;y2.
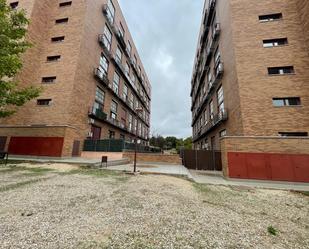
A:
134;107;143;173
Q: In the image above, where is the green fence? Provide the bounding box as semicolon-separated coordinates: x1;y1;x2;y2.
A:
83;139;161;153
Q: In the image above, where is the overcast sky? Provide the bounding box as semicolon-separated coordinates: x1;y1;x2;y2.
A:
118;0;204;138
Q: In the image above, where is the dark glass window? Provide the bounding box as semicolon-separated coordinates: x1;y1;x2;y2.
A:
51;36;65;42
47;55;61;62
37;99;52;106
42;77;56;84
259;13;283;22
59;1;72;7
10;2;19;9
263;38;288;48
55;18;69;24
273;97;301;107
268;66;294;75
279;132;308;137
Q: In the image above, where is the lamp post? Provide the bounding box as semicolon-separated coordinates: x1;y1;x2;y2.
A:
134;108;143;173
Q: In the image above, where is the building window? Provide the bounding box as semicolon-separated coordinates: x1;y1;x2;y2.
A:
119;23;125;38
219;130;227;137
134;118;138;133
95;87;105;104
37;99;52;106
110;100;118;119
51;36;65;42
263;38;288;48
112;72;120;94
268;66;294;75
273;97;301;107
42;76;56;84
214;47;221;65
279;132;308;137
207;70;212;84
55;18;69;24
133;55;137;67
120;134;125;140
47;55;61;62
217;86;224;113
127;41;132;55
209;100;214;120
123;84;128;100
128;114;133;131
109;130;115;139
99;54;109;76
125;62;130;76
103;25;112;51
131;74;136;85
129;93;134;108
59;1;72;7
106;0;115;24
259;13;283;22
10;2;19;9
115;47;122;64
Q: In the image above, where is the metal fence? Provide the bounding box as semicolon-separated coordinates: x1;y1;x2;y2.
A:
83;139;161;153
181;149;222;171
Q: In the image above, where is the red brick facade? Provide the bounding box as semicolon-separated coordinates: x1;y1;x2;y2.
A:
0;0;151;157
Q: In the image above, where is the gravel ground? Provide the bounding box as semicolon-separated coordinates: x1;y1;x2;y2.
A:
0;163;308;249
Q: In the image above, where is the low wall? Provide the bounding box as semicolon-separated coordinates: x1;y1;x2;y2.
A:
123;152;182;165
81;152;124;161
220;136;309;182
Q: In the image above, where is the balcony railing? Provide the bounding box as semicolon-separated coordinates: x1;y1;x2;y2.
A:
94;68;109;87
192;62;224;125
98;34;112;58
116;30;126;50
88;106;107;121
193;109;228;141
212;23;221;39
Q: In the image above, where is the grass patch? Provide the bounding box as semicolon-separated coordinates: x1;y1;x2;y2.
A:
0;160;37;165
267;226;278;236
192;182;211;194
0;178;46;193
297;191;309;197
0;166;53;175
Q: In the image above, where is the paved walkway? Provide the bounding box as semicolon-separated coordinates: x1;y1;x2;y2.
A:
190;170;309;191
106;163;190;177
8;156;129;166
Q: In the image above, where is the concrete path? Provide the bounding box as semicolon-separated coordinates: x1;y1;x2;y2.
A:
106;163;191;177
190;170;309;191
8;156;129;166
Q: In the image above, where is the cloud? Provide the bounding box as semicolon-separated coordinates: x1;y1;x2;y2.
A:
118;0;204;138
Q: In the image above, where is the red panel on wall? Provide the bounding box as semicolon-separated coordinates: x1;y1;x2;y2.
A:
246;153;269;180
228;152;309;183
292;155;309;183
227;152;247;179
269;154;295;182
8;137;64;157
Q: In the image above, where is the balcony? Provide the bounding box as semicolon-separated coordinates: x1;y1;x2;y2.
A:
116;29;126;50
193;109;228;142
88;106;107;121
212;23;221;40
98;35;112;58
205;0;217;27
102;5;116;32
94;68;109;87
192;62;224;125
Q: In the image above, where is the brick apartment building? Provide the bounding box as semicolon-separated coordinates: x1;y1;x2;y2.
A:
191;0;309;149
190;0;309;182
0;0;151;157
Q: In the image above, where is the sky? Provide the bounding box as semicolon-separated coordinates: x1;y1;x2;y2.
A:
118;0;204;138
